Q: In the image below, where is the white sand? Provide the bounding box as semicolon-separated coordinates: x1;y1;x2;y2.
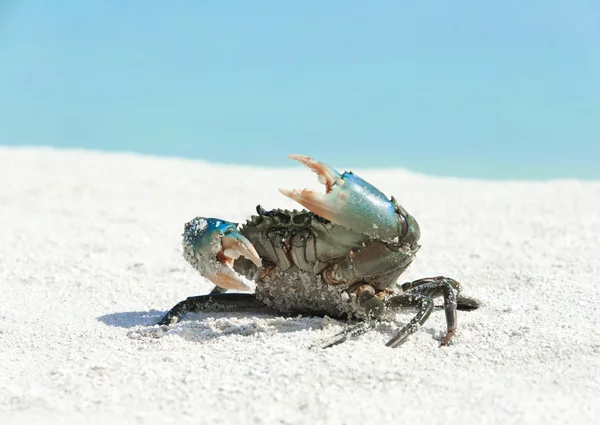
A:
1;147;599;425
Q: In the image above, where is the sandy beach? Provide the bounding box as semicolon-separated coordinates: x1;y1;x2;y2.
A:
1;146;599;425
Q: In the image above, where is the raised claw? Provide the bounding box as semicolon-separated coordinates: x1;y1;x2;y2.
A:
182;218;262;291
279;154;406;242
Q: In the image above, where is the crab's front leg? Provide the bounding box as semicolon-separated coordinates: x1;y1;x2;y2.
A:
158;293;261;326
159;218;264;325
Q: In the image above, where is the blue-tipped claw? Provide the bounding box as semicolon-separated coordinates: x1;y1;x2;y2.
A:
279;155;402;241
182;218;262;291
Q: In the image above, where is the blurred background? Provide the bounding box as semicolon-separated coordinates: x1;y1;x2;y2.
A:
0;0;598;179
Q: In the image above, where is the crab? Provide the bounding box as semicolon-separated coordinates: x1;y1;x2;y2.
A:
159;154;480;348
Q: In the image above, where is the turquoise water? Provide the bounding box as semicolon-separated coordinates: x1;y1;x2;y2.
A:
1;1;598;179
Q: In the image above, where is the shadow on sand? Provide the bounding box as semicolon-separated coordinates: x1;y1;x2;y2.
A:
97;308;448;347
97;309;166;328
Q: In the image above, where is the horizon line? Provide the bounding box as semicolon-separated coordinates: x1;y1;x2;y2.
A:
1;144;597;183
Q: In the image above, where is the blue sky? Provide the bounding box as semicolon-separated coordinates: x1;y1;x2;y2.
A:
1;1;598;179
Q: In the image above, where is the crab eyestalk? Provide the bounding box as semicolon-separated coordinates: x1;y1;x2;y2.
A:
279;154;407;242
182;218;262;291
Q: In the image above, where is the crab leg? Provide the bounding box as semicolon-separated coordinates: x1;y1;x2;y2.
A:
319;277;466;348
387;276;461;347
317;321;377;349
158;293;263;326
385;293;435;347
317;284;386;349
401;278;481;312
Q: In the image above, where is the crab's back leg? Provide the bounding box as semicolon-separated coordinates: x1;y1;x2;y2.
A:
317;284;386;349
387;276;464;347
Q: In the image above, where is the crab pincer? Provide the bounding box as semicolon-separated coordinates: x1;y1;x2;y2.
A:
182;218;262;291
279;154;415;242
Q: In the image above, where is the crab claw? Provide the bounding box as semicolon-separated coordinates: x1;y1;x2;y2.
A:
182;218;262;291
279;154;404;241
